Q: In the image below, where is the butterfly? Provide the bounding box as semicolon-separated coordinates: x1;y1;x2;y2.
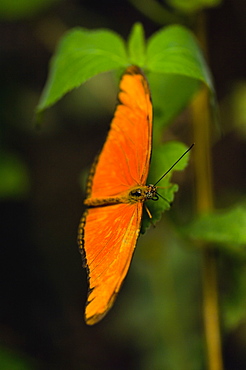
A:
77;65;193;325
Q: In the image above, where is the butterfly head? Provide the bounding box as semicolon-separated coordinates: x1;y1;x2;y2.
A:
128;184;158;203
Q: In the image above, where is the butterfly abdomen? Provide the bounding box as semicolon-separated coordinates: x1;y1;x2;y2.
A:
84;197;123;207
84;184;157;207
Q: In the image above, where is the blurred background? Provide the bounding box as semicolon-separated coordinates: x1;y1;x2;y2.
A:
1;0;246;369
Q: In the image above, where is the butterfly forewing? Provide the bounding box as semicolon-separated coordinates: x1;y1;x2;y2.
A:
87;66;152;200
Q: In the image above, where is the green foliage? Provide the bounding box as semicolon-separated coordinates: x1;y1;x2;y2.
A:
37;28;128;112
2;1;245;368
127;23;146;67
184;205;246;255
37;22;211;231
0;151;30;200
146;25;213;93
222;260;246;330
115;225;203;370
37;22;214;114
0;0;58;20
0;347;34;370
148;73;200;131
166;0;222;14
141;141;191;233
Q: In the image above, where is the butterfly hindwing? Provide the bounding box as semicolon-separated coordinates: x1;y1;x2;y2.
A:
78;202;143;325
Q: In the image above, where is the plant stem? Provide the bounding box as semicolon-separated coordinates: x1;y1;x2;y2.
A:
191;86;223;370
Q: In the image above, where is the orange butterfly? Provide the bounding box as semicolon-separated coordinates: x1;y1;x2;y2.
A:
78;65;192;325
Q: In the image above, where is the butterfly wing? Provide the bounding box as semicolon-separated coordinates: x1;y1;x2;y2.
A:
79;202;143;325
85;65;152;200
78;66;152;324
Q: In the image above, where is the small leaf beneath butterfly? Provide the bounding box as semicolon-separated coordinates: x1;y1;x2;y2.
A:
141;141;192;233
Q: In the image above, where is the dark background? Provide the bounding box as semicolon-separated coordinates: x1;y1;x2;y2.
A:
1;0;246;369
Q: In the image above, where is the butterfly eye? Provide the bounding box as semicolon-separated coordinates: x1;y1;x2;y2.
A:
145;191;158;200
145;184;158;200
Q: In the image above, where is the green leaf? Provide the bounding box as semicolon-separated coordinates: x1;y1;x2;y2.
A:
0;0;58;20
149;141;191;182
0;347;33;370
127;22;146;67
141;141;192;233
37;23;215;119
37;28;128;113
185;205;246;255
148;72;201;131
146;25;214;93
222;263;246;330
0;151;30;200
167;0;222;14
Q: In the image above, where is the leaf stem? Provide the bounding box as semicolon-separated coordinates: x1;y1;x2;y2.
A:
191;12;224;369
191;84;223;370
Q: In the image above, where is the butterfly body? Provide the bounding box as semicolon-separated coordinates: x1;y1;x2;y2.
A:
84;184;158;207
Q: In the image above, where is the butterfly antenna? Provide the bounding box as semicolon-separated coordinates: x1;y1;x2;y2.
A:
156;191;170;206
154;144;194;186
